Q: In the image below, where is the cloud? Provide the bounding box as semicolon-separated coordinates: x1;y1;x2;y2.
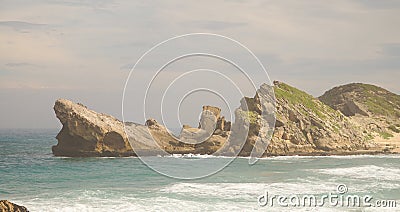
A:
380;43;400;57
0;20;45;28
0;0;399;128
182;20;247;30
5;62;42;68
42;0;116;8
0;21;48;33
354;0;400;9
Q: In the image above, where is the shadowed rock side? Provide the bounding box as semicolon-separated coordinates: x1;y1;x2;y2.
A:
216;83;276;158
0;200;28;212
53;81;397;157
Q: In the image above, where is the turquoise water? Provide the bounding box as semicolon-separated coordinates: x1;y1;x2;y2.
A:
1;129;400;211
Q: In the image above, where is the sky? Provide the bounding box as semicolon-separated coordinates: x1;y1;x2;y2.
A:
1;0;400;129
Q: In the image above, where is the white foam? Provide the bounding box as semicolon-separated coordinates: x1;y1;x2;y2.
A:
16;180;390;212
162;154;233;159
315;165;400;181
161;181;340;200
259;154;400;160
20;192;260;212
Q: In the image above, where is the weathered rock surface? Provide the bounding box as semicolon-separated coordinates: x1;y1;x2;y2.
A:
0;200;28;212
265;81;378;156
53;81;398;157
319;83;400;118
218;83;276;157
179;106;218;145
52;99;135;157
320;83;400;152
52;99;227;157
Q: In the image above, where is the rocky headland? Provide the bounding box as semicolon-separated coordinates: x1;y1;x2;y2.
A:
52;81;400;157
319;83;400;153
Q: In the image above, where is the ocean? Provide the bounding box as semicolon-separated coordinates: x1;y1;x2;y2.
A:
1;129;399;211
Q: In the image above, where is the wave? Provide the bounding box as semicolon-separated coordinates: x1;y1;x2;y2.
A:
20;183;346;212
18;191;262;212
161;153;221;158
259;154;400;160
314;165;400;182
161;154;400;160
52;154;400;161
161;181;342;199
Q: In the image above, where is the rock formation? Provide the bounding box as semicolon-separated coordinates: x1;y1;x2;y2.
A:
181;105;231;139
319;83;400;118
52;99;228;157
0;200;28;212
178;106;218;145
320;83;400;152
52;81;399;157
217;83;276;157
265;81;375;155
52;99;135;157
319;83;400;132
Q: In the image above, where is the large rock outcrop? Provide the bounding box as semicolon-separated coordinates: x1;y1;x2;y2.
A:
52;99;135;156
217;83;276;158
52;99;228;157
53;81;398;157
0;200;28;212
264;81;375;155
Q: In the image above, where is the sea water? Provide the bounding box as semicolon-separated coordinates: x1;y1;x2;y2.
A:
1;129;399;211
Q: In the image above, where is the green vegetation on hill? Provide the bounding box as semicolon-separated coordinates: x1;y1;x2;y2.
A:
358;84;400;118
389;125;400;133
238;110;258;124
321;83;400;118
379;131;394;139
320;82;400;142
274;82;339;120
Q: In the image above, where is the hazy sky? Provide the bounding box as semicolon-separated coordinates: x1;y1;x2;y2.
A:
1;0;400;129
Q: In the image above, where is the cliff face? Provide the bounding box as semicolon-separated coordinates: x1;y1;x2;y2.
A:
242;81;375;156
52;81;398;157
319;83;400;150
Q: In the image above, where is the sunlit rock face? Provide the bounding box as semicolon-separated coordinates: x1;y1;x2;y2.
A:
52;99;135;157
52;99;230;157
52;82;395;158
